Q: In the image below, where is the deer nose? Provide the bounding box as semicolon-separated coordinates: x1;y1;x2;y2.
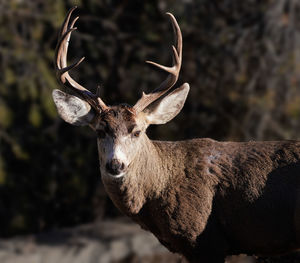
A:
106;159;125;175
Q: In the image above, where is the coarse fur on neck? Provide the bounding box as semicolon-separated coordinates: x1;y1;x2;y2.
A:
101;133;180;215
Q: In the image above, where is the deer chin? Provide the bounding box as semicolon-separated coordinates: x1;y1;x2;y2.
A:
100;167;127;180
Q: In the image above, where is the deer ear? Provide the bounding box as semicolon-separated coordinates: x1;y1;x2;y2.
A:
143;83;190;125
52;89;95;126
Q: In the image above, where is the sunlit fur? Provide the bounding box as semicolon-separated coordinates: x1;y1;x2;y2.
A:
95;117;300;263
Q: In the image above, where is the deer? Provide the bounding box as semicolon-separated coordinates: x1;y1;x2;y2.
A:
52;7;300;263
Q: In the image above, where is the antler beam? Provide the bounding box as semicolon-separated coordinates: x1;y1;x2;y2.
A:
133;13;183;113
55;6;108;112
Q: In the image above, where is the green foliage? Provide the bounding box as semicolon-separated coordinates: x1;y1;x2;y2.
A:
0;103;13;128
0;157;6;185
1;0;300;236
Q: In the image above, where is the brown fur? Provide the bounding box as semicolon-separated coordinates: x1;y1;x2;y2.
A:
101;136;300;263
97;105;136;133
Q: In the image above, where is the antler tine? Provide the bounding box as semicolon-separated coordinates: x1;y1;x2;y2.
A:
133;12;183;113
55;6;108;112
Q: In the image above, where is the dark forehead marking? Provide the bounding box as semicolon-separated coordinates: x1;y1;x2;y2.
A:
98;104;136;132
102;105;135;119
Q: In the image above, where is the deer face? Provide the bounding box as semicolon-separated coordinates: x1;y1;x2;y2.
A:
93;105;146;178
53;84;189;178
52;7;190;178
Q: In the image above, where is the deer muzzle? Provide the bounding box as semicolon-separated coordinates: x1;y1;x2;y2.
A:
106;159;125;176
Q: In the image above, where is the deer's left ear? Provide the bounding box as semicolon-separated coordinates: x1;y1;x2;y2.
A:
52;89;95;126
143;83;190;125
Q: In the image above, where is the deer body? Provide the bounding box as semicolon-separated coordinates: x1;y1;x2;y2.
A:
101;137;300;262
52;7;300;263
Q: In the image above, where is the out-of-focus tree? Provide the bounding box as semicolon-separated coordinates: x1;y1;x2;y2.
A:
1;0;300;237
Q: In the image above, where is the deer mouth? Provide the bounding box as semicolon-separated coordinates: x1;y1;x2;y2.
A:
104;166;127;179
109;172;126;179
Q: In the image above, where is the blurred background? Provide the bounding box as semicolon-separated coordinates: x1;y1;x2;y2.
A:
1;0;300;262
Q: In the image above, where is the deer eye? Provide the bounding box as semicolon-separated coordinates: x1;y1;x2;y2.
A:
97;130;106;139
133;131;141;138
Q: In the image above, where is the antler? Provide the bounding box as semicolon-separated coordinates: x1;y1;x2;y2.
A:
133;13;182;113
55;6;108;112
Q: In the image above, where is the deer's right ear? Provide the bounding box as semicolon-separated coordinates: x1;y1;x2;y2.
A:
52;89;95;126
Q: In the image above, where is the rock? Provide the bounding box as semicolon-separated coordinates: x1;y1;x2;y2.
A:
0;218;181;263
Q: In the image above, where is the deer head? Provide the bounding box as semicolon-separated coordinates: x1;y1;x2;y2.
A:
52;7;189;178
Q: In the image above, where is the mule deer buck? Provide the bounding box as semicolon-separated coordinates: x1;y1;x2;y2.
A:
52;7;300;263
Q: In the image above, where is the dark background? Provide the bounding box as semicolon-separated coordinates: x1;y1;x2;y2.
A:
1;0;300;237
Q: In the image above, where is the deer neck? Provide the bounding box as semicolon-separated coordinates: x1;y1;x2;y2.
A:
101;135;175;216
